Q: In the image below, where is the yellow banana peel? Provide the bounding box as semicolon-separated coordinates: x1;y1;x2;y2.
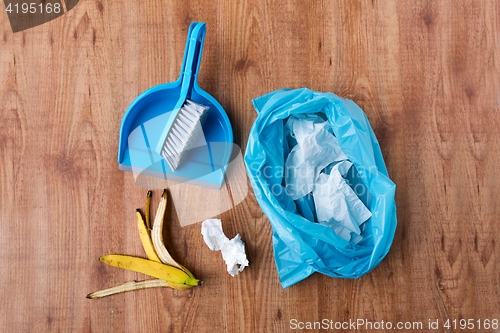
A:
137;210;161;262
145;190;152;229
100;255;201;286
137;207;193;290
88;189;200;299
151;190;196;279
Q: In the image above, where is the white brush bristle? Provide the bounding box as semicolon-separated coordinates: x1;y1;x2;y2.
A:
160;99;210;171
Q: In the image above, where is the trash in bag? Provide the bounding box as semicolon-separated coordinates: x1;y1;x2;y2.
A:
244;88;397;288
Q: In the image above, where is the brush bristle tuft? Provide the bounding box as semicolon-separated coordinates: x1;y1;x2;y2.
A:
160;100;210;171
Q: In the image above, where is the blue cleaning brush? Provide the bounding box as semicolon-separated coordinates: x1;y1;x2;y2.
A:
154;23;211;171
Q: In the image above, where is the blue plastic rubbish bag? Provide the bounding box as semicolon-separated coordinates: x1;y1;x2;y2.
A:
244;88;397;288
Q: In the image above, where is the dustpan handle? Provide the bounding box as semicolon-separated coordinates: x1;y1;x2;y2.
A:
179;22;206;99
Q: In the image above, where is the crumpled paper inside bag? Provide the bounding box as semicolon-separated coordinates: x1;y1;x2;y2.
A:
284;114;371;243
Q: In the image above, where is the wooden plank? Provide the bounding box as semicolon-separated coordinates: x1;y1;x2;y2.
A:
399;0;500;327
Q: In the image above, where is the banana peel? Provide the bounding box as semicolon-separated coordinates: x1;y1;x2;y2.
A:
88;189;200;299
151;190;196;279
137;210;161;262
137;209;193;290
100;255;200;286
87;279;170;299
145;190;152;229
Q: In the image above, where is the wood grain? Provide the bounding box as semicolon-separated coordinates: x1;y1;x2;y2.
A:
0;0;499;332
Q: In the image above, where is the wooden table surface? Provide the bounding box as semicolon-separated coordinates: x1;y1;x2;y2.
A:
1;0;499;332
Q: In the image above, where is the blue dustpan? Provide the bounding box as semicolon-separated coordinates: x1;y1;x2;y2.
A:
118;22;233;189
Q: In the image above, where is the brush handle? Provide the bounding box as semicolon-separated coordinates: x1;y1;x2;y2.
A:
179;22;206;99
